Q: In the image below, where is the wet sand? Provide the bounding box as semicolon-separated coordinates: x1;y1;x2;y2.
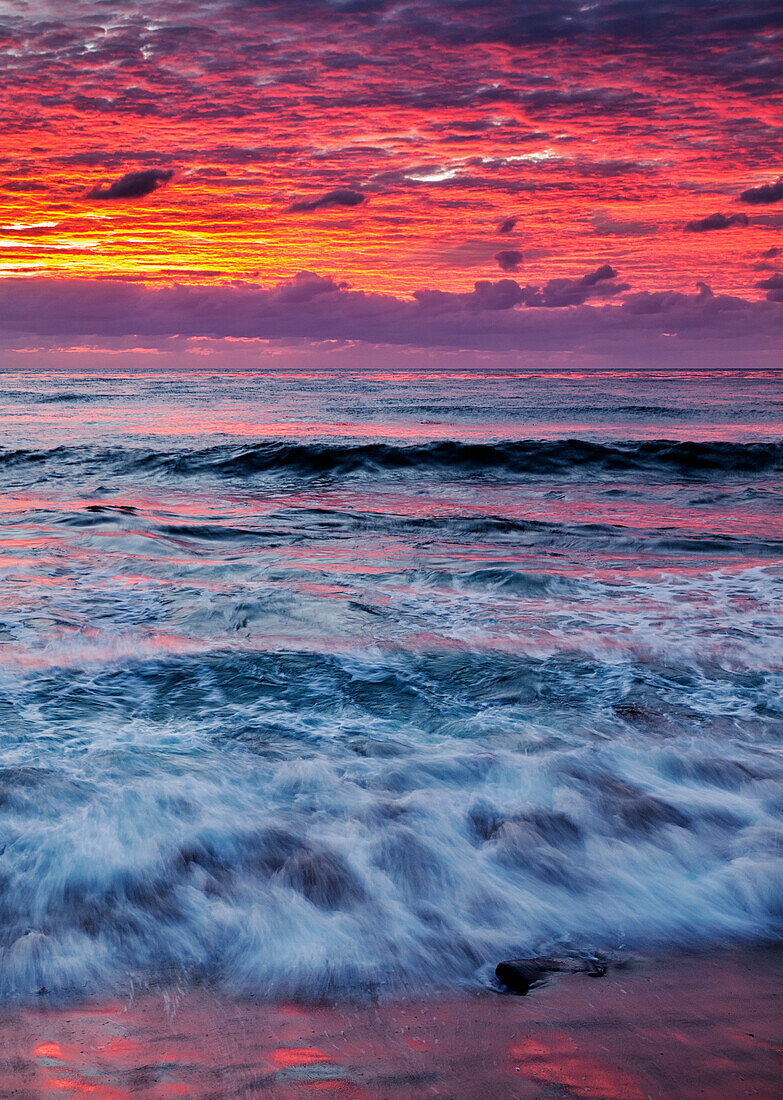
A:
0;949;780;1099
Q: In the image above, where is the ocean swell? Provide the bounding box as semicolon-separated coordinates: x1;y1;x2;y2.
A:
3;438;783;484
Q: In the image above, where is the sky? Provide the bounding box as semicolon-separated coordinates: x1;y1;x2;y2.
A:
0;0;781;365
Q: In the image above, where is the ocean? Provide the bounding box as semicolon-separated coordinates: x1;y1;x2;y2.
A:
0;364;781;1001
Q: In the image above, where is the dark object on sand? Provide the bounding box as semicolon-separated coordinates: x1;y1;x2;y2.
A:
495;956;607;995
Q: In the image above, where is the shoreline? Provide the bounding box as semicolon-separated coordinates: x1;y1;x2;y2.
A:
0;947;780;1098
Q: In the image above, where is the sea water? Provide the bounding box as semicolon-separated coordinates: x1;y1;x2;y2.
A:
0;364;780;1000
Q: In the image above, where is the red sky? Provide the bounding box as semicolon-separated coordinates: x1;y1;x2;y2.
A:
0;0;781;358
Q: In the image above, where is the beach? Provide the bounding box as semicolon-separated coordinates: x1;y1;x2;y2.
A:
0;948;780;1098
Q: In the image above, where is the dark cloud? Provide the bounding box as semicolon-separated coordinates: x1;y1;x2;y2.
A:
498;215;517;233
757;272;783;301
85;168;174;201
288;188;366;212
739;176;783;204
413;278;527;312
412;265;623;310
514;264;626;307
684;212;749;232
258;1;783;52
494;249;523;272
581;263;617;285
762;246;781;257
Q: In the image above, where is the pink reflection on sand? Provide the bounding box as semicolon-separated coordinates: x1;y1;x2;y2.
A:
271;1047;329;1068
509;1033;645;1099
0;951;780;1099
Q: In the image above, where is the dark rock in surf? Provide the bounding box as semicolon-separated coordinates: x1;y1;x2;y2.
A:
495;957;563;995
495;955;608;994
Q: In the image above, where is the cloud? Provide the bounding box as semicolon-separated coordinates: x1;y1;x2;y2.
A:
757;272;783;302
739;176;783;205
684;212;749;232
1;272;780;372
512;264;626;307
5;0;782;301
0;269;780;376
412;278;527;312
762;247;781;258
494;249;523;272
85;168;175;201
0;265;726;352
227;0;783;49
288;188;366;212
410;265;623;311
580;263;617;286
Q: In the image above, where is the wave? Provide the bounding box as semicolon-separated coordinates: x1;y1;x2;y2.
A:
392;403;697;417
45;503;783;557
0;645;781;1002
2;438;783;483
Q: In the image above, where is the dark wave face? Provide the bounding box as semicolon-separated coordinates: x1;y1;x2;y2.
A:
0;365;781;1002
4;437;783;482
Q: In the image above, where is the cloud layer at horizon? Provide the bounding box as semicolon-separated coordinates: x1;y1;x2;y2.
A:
2;272;781;372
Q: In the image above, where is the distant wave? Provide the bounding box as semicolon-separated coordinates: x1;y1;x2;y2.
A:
38;501;783;558
3;438;783;481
